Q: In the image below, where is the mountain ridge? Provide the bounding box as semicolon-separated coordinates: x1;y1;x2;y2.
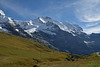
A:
16;16;83;36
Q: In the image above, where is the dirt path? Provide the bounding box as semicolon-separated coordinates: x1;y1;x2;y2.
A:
97;52;100;56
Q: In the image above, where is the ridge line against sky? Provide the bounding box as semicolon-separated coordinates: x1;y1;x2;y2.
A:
0;0;100;34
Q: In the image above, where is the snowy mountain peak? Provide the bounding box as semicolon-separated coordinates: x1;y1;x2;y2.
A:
0;9;5;16
16;16;83;36
16;17;58;35
38;17;83;34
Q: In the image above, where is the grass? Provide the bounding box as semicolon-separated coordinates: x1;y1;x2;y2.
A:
39;53;100;67
0;32;100;67
0;32;69;67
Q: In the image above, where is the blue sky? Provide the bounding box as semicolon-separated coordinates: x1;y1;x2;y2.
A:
0;0;100;34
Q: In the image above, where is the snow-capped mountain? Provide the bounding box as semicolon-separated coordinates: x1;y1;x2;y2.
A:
0;9;99;54
16;16;83;36
0;9;29;37
0;9;58;50
15;16;95;54
16;17;59;35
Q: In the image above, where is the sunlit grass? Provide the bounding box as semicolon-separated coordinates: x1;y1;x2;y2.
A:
0;32;100;67
0;32;68;67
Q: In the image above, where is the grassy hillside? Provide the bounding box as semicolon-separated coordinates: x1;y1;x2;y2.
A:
0;32;100;67
39;52;100;67
0;32;70;67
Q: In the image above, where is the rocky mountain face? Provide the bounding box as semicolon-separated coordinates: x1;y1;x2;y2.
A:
0;9;99;54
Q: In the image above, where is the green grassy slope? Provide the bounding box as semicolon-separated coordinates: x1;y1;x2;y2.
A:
0;32;100;67
39;52;100;67
0;32;70;67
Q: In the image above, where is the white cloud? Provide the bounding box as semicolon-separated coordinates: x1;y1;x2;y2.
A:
75;0;100;34
75;0;100;22
84;26;100;34
86;22;100;27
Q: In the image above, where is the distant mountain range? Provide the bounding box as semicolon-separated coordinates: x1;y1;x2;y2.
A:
0;9;100;55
